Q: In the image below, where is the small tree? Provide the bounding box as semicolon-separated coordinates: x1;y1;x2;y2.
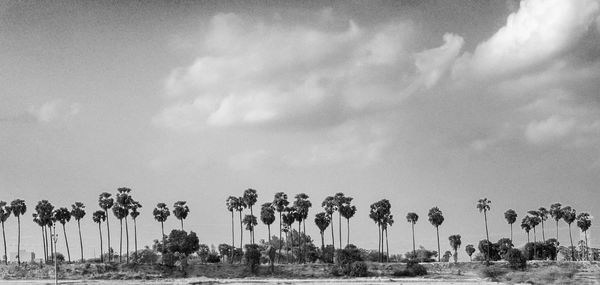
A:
406;212;419;258
314;212;330;250
465;244;475;261
260;203;275;243
448;234;461;263
576;212;592;261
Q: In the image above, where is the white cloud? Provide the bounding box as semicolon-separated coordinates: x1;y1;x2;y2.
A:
415;33;464;88
27;100;80;123
525;116;576;145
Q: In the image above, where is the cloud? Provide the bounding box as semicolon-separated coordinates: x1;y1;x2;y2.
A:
525;116;576;144
415;33;464;88
27;100;80;123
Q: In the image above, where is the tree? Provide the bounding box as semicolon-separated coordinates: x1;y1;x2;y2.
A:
576;212;592;261
235;197;246;249
476;198;491;263
370;199;391;262
562;206;576;261
294;193;312;262
92;210;106;263
225;196;239;263
465;244;476;261
521;216;531;243
10;199;26;264
260;203;275;243
537;207;549;242
71;202;86;262
448;234;461;263
32;213;46;263
173;201;190;231
334;193;349;249
281;210;296;263
243;214;258;242
116;187;133;263
340;204;357;247
36;200;54;262
153;203;170;259
273;192;289;262
321;196;337;251
242;189;258;244
382;213;394;262
129;200;142;260
98;193;114;262
549;203;563;241
0;201;10;265
527;214;541;242
428;207;444;262
54;207;72;262
504;209;517;242
406;212;419;258
314;212;330;250
112;204;128;263
163;230;200;257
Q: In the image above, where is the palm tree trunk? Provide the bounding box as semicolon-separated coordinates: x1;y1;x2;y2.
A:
278;212;282;263
436;226;440;262
541;220;545;242
231;211;234;264
411;223;416;258
346;218;350;247
239;211;243;249
298;220;302;263
568;223;574;261
17;216;21;264
44;225;49;261
303;220;307;263
98;223;104;263
533;227;537;243
180;219;184;231
330;213;335;251
133;218;138;261
49;225;54;262
585;231;589;261
377;223;381;262
267;224;271;244
527;231;530;243
320;231;324;251
338;213;342;249
385;227;389;263
484;211;490;263
105;210;111;262
41;226;46;263
556;220;559;240
161;221;165;264
125;216;130;263
510;223;513;242
119;219;122;263
250;206;254;244
78;220;84;262
2;222;7;265
63;223;71;262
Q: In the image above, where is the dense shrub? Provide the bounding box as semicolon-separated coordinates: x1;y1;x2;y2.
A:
349;261;369;277
320;245;335;263
506;248;527;270
478;240;501;261
133;248;159;264
329;245;369;277
393;260;427;277
523;240;557;260
162;252;177;267
480;266;508;281
403;246;437;262
206;253;220;263
244;244;261;274
336;244;363;265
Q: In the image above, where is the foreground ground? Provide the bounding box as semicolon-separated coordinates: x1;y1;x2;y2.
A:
1;260;599;284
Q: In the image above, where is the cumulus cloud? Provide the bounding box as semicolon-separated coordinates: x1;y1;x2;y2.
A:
27;100;80;123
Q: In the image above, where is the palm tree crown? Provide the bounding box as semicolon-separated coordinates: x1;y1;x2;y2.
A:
173;201;190;230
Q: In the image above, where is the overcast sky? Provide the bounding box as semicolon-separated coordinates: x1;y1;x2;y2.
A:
1;0;600;260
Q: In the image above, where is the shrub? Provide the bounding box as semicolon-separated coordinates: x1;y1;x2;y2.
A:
349;261;369;277
480;266;508;281
162;253;177;267
320;245;335;263
133;249;158;264
523;241;557;261
206;253;220;263
506;248;527;270
404;246;437;263
478;240;501;261
336;244;363;265
244;244;261;274
393;260;427;277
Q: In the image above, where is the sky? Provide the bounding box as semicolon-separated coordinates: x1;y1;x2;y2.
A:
1;0;600;261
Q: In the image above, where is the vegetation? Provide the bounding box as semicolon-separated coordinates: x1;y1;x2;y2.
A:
427;206;444;262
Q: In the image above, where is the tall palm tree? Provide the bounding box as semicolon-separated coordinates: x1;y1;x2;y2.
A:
370;199;391;262
98;193;114;262
235;197;246;249
537;207;549;242
549;203;563;241
37;200;54;262
562;206;577;261
153;203;170;259
242;189;258;244
129;201;141;260
242;214;257;244
112;204;128;263
383;213;393;262
273;192;289;262
406;212;419;258
71;202;86;262
448;234;461;263
173;201;190;230
0;202;10;265
314;212;330;250
334;193;348;249
116;187;132;263
282;211;296;263
33;213;46;263
294;193;311;262
576;212;592;261
427;207;444;262
521;216;531;243
528;215;541;242
504;209;517;242
260;203;275;243
476;198;491;263
321;196;337;251
10;199;26;264
54;207;72;262
225;196;238;263
340;204;357;247
92;210;106;262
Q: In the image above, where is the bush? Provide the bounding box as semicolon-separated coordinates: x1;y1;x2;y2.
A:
244;244;261;274
206;253;220;263
133;249;158;264
506;248;527;270
404;246;437;263
161;253;177;267
523;240;557;261
336;244;363;265
319;245;335;263
480;267;508;281
393;260;427;277
478;240;501;261
349;261;369;277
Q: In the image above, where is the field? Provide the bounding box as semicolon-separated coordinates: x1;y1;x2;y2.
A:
1;260;600;284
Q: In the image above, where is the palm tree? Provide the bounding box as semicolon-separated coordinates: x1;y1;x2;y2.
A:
173;201;190;230
260;203;275;243
382;213;394;262
112;204;128;263
562;206;577;261
476;198;491;263
282;211;296;263
576;212;592;261
314;212;330;250
153;203;170;259
521;216;531;243
537;207;549;242
334;193;349;249
549;203;563;241
0;202;10;265
428;207;444;262
273;192;289;262
10;199;26;264
242;214;257;243
235;197;246;249
33;213;46;263
37;200;54;262
242;189;258;244
54;207;72;262
528;215;541;242
321;196;337;251
448;234;461;263
465;244;475;261
225;196;238;263
116;187;132;263
370;199;391;262
98;193;114;262
129;201;141;260
92;210;106;262
71;202;86;262
340;204;357;247
294;193;312;262
406;212;419;258
504;209;517;242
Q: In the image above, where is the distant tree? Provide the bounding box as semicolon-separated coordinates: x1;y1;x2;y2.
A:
53;207;72;262
448;234;462;263
406;212;419;258
340;204;357;247
129;200;142;260
562;206;577;261
197;244;210;263
92;210;106;262
116;187;133;263
476;198;491;263
36;200;54;262
173;201;190;231
521;216;531;243
496;238;513;258
504;209;517;242
10;199;26;264
442;250;452;262
537;207;549;242
281;210;296;263
370;199;392;262
234;197;246;249
576;212;592;261
243;214;258;242
70;202;86;262
112;203;128;263
260;203;275;243
549;203;563;241
321;196;337;251
334;193;349;249
33;213;46;263
527;214;541;242
153;203;170;258
293;193;312;263
164;230;200;256
465;244;476;261
314;212;330;250
98;193;114;262
428;207;444;262
242;189;258;244
382;214;394;262
273;192;289;262
0;202;10;265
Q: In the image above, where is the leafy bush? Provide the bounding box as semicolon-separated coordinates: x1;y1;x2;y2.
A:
161;252;177;267
206;253;220;263
506;248;527;270
403;246;437;262
523;240;557;260
244;244;261;274
478;240;501;261
349;261;369;277
480;266;508;281
320;245;335;263
393;260;427;277
336;244;363;265
133;249;158;264
165;230;200;256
